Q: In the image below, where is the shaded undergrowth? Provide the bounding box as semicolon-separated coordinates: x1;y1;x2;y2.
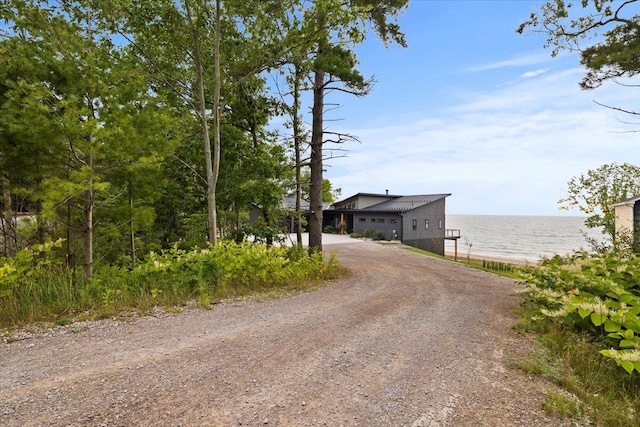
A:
0;239;343;329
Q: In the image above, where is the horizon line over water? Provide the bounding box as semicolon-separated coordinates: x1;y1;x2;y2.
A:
445;214;605;262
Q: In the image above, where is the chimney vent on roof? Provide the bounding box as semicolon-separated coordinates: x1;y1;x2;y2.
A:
385;189;389;195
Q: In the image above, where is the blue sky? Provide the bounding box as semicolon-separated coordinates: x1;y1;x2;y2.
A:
319;0;639;215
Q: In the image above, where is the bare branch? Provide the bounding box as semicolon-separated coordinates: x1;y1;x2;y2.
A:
610;78;640;88
116;31;198;113
593;99;640;116
556;0;639;40
171;154;207;185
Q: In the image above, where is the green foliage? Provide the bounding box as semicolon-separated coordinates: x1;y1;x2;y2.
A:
519;250;640;374
297;170;342;203
0;0;407;276
0;240;339;327
349;232;361;238
323;225;338;234
515;314;640;426
518;0;639;90
542;392;584;419
231;218;286;245
0;239;64;299
558;162;640;243
482;260;516;273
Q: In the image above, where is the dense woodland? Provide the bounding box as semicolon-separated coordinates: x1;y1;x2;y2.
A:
0;0;408;281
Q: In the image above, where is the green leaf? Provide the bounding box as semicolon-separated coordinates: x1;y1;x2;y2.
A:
578;308;591;319
620;340;636;349
620;361;635;374
604;319;621;332
624;329;635;340
619;294;636;304
623;319;640;334
590;312;605;327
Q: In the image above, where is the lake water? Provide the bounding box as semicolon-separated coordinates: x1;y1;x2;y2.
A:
444;215;606;262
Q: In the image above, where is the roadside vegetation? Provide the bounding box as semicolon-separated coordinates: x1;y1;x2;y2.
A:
516;250;640;425
408;243;640;425
0;238;341;330
517;0;640;419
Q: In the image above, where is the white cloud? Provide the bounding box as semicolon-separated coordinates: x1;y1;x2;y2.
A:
521;69;547;79
328;65;640;215
466;52;553;72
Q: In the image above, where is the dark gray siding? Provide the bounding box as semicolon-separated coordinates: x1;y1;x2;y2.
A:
401;199;446;255
352;212;402;240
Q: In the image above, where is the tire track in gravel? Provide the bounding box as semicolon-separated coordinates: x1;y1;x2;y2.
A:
0;241;571;426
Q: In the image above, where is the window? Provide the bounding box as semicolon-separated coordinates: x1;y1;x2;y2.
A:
388;219;397;224
371;218;376;223
438;219;443;229
412;219;417;231
359;218;366;222
376;218;385;223
425;219;429;230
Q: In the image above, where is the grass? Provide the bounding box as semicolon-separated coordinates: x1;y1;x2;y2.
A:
543;392;586;420
402;245;522;279
404;244;640;426
515;304;640;426
0;242;347;330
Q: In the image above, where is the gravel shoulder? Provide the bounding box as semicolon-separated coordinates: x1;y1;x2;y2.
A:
0;241;570;426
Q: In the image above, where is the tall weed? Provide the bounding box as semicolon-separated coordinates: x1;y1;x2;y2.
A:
0;240;340;328
518;251;640;425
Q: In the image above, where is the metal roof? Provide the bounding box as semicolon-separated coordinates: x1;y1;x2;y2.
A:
612;195;640;207
332;192;402;205
360;194;450;213
282;197;310;210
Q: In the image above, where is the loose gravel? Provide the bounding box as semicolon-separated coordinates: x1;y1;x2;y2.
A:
0;241;572;426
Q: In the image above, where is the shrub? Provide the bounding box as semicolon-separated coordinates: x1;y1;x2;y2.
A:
519;251;640;374
350;233;361;239
0;240;340;328
482;260;515;273
323;225;337;234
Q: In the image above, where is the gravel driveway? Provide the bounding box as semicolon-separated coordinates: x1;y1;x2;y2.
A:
0;241;570;426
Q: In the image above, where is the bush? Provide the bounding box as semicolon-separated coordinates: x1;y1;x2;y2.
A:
374;231;386;241
363;228;375;238
350;233;361;239
323;225;337;234
482;260;515;273
519;251;640;374
0;240;340;328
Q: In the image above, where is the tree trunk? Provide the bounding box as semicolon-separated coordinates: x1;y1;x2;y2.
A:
1;174;16;257
292;64;303;247
84;183;93;281
129;174;136;269
211;0;222;244
309;62;325;252
84;11;94;282
186;0;217;244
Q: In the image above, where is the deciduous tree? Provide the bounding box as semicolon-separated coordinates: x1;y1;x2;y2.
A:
518;1;640;110
559;162;640;242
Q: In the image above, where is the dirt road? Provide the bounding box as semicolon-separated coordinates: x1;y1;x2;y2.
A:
0;241;569;426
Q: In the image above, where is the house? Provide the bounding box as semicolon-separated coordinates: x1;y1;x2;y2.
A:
250;197;311;233
324;191;451;255
612;195;640;242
